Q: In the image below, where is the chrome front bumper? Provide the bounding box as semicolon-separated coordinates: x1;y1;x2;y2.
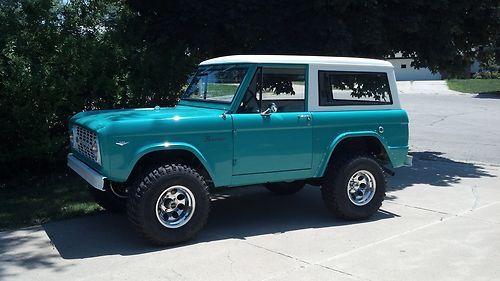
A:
67;153;106;191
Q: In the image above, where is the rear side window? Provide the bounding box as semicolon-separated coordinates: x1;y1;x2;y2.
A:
318;71;392;106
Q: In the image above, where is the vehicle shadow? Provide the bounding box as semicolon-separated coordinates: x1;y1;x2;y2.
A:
42;186;397;260
39;150;495;260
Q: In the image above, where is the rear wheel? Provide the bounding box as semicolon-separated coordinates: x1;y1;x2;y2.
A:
127;163;210;246
265;181;305;195
321;154;386;220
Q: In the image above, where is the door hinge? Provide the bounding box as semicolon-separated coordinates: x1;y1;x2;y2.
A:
232;159;237;166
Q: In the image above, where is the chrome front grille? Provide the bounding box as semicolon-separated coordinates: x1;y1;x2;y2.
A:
73;126;99;163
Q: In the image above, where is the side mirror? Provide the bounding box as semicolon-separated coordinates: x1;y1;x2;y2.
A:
261;103;278;116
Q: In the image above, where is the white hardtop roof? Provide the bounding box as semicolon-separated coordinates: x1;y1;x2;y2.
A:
200;55;393;68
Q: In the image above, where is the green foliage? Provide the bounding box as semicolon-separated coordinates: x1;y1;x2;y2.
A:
473;71;500;79
0;0;498;179
129;0;499;75
0;0;196;178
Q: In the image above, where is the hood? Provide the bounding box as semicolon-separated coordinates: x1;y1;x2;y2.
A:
70;105;224;132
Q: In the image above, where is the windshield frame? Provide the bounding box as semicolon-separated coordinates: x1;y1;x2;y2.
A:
180;64;252;108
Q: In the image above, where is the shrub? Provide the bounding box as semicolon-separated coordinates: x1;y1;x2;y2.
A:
473;71;500;79
0;0;195;179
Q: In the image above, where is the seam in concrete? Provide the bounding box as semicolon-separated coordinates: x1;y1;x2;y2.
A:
315;264;356;277
170;268;187;281
316;263;376;281
242;240;310;265
246;241;367;281
320;201;500;264
384;201;453;216
254;201;500;281
471;185;480;210
385;201;500;225
319;217;456;264
226;248;236;280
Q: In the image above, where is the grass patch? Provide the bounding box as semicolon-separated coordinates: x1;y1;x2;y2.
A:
0;173;101;231
207;83;239;96
447;79;500;93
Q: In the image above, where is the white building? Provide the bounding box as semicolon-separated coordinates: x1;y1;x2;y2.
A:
386;53;442;81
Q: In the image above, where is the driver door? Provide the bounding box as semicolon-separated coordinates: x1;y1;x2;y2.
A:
231;66;312;175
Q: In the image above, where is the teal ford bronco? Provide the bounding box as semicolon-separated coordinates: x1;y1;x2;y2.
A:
68;55;411;245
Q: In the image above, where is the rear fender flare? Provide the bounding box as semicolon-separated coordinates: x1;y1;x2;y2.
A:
316;131;389;177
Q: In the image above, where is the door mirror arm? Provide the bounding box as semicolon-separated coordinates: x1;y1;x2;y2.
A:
260;108;271;116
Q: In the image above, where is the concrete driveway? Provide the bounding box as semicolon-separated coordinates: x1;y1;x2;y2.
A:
1;81;499;281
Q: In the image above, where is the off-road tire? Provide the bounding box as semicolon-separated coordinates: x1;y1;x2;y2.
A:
127;164;210;246
265;181;305;195
321;154;386;220
88;185;126;212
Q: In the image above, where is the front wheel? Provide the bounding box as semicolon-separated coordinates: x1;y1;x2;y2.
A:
321;154;386;220
127;164;210;246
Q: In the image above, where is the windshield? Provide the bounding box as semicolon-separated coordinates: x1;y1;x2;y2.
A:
182;65;249;104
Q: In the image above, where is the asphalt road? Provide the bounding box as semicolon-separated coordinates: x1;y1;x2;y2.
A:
398;80;500;165
1;81;499;281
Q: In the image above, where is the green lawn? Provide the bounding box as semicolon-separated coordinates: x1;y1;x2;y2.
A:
206;83;239;97
0;173;101;231
447;79;500;94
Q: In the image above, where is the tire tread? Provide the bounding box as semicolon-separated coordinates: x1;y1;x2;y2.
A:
127;163;210;245
321;154;386;220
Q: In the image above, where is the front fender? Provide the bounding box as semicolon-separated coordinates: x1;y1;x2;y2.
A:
315;131;390;177
115;142;216;185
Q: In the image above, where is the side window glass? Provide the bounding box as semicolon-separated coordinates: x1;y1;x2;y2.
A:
262;68;306;112
238;67;306;113
318;71;392;106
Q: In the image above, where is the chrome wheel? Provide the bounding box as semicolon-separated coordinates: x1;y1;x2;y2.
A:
155;185;196;229
347;170;376;206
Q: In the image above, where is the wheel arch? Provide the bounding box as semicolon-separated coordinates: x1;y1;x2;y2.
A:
126;143;216;187
317;132;390;177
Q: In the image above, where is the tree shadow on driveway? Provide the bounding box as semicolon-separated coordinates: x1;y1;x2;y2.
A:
388;151;495;191
0;226;66;279
473;92;500;99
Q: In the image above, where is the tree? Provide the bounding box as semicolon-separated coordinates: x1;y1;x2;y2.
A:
0;0;195;178
0;0;120;176
1;0;498;178
128;0;499;75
